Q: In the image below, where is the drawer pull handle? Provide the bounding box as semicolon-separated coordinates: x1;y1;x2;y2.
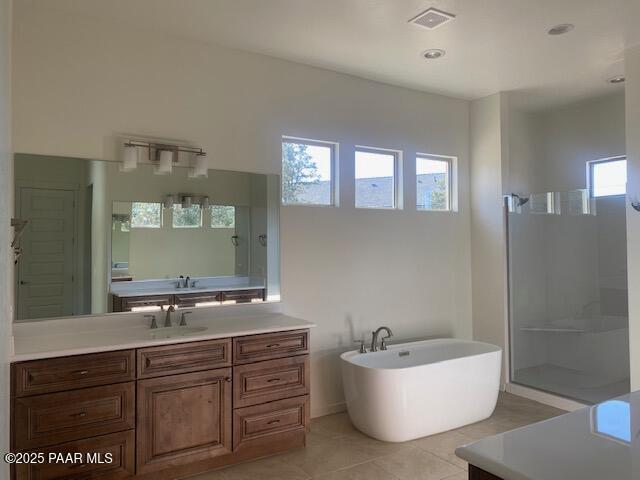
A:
267;378;281;383
73;370;89;376
266;344;280;348
71;412;88;418
225;377;232;382
267;419;281;425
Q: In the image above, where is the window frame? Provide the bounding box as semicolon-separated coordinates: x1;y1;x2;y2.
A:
354;145;402;210
587;155;627;198
171;203;203;229
210;205;236;229
281;136;338;207
129;202;163;229
415;153;455;212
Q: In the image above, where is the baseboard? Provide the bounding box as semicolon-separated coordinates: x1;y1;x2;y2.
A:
506;382;587;411
311;401;346;418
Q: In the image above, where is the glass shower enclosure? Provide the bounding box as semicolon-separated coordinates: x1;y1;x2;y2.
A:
507;189;630;404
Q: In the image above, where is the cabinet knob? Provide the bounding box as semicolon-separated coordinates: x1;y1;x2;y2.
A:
224;377;232;382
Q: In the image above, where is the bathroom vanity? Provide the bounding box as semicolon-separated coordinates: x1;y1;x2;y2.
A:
10;314;313;480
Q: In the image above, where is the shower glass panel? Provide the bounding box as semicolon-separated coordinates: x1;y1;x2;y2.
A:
508;189;630;404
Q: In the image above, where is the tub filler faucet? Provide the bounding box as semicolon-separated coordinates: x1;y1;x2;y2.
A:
371;326;393;352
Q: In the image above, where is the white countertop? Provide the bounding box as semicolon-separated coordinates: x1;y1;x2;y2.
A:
110;282;266;297
456;391;640;480
109;276;265;297
11;313;314;362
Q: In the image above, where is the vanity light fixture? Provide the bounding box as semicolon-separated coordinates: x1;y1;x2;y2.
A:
120;144;138;172
121;139;207;176
156;149;174;175
190;153;209;178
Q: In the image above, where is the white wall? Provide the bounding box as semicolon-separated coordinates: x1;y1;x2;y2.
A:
12;4;472;416
469;93;508;384
0;0;11;477
625;45;640;390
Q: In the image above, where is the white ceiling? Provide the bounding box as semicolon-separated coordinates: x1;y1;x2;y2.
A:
27;0;640;110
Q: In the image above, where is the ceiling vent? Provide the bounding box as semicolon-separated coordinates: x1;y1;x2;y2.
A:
409;7;455;30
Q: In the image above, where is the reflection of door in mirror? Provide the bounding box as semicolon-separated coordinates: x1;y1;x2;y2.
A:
17;187;76;319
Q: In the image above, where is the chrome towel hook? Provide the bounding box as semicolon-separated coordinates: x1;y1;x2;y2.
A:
258;234;267;247
231;235;239;247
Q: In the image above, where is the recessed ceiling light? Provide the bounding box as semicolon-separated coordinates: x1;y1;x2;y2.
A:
609;75;625;84
547;23;574;35
423;49;445;60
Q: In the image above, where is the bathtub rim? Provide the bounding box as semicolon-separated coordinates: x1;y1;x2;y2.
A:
340;337;502;371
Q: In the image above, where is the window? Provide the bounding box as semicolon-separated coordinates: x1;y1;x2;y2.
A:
211;205;236;228
416;154;451;211
589;157;627;197
172;204;202;228
281;137;336;206
355;147;399;209
130;202;162;228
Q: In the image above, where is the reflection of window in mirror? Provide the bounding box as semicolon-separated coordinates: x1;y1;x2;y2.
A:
131;202;162;228
173;204;202;228
211;205;235;228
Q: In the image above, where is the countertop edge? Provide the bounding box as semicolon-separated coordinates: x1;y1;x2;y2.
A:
455;446;533;480
11;321;316;362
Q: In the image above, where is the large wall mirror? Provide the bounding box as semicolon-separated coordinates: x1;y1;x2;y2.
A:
14;154;280;322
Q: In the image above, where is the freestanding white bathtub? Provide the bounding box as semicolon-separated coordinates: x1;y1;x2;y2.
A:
340;338;502;442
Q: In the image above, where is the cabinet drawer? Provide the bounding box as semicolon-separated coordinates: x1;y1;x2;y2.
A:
174;291;221;307
14;382;135;450
233;395;309;451
220;289;264;304
233;330;309;364
14;430;135;480
137;338;231;378
13;350;135;397
119;295;173;311
234;356;309;408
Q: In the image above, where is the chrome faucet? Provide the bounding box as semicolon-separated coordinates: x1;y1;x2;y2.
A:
145;314;158;329
179;311;192;327
370;326;393;352
163;305;175;328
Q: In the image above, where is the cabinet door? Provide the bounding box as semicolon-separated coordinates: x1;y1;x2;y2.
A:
136;368;232;475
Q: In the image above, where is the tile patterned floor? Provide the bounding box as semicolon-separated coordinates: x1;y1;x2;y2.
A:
190;393;565;480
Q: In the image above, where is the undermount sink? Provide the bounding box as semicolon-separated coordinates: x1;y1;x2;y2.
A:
149;326;208;339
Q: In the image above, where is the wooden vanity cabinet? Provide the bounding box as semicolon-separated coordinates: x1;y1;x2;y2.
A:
10;329;310;480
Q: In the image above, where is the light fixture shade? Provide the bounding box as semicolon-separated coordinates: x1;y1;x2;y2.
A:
120;145;138;172
155;149;173;175
190;153;208;178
